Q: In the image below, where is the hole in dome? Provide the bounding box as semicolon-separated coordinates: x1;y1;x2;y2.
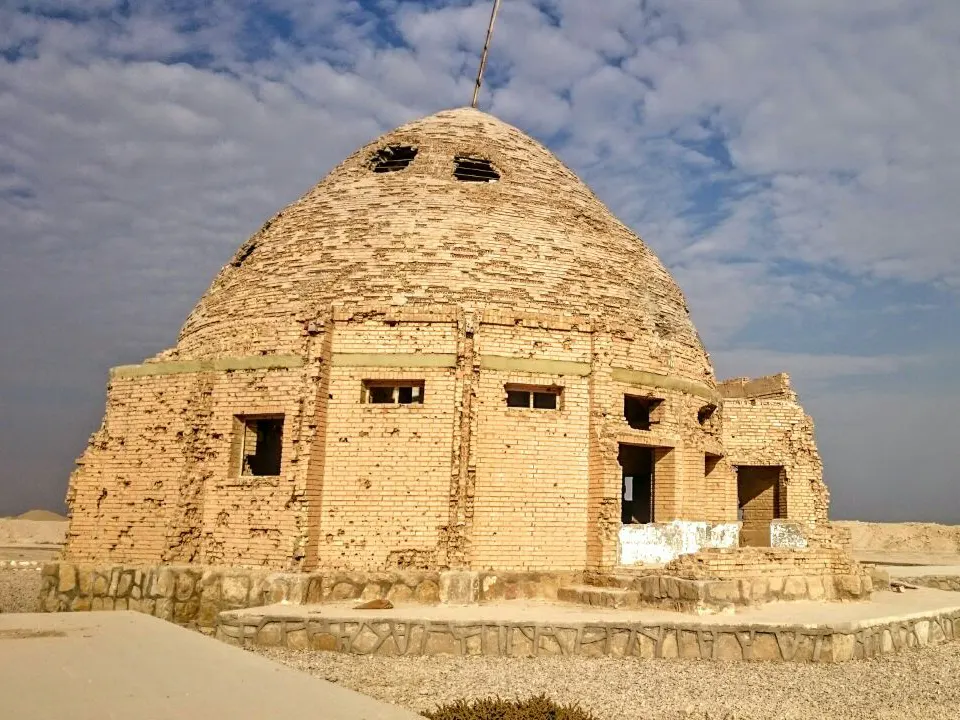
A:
370;145;418;173
453;156;500;182
231;242;257;268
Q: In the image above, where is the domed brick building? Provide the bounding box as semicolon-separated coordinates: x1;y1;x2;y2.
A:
64;108;842;576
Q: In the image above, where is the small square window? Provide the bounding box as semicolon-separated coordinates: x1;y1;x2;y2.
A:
363;381;425;405
235;415;283;476
505;385;561;410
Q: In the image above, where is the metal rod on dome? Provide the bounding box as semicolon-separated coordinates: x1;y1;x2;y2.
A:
471;0;503;108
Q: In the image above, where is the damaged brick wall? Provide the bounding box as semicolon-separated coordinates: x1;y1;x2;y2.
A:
664;546;863;580
66;362;318;571
314;311;459;571
719;373;830;530
65;108;839;576
66;373;197;560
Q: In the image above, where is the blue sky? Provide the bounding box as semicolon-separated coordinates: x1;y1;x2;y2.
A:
0;0;958;520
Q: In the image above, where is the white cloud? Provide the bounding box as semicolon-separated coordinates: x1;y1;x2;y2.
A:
0;1;957;517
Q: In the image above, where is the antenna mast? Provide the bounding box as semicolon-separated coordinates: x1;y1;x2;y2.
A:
471;0;503;108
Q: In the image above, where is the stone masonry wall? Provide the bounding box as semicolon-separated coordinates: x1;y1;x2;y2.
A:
217;607;960;663
38;562;575;630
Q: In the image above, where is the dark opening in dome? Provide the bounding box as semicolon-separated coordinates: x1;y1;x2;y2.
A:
370;145;418;173
454;156;500;182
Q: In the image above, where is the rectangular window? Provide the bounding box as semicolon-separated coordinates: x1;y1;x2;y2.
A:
624;395;664;431
504;385;561;410
363;381;424;405
235;415;284;476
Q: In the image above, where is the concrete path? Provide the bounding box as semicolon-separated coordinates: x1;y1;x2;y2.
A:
0;612;423;720
230;587;960;633
883;565;960;578
856;551;960;567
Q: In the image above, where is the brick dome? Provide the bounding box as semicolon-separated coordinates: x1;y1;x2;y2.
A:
175;107;713;383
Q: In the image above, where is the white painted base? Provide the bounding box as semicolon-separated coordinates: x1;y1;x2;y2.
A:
618;521;740;566
770;520;808;549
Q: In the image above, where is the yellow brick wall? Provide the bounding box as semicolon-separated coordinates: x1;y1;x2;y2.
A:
66;374;197;561
471;370;590;571
665;547;859;579
720;389;828;528
66;312;831;573
198;368;312;567
314;315;460;571
469;320;592;571
66;364;319;569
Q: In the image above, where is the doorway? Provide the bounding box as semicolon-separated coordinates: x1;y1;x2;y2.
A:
619;444;654;524
736;466;783;546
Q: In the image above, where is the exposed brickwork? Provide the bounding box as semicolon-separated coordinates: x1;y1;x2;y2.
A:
719;373;829;530
664;547;862;580
64;108;846;579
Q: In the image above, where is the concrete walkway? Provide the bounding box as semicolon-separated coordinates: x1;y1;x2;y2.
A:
230;587;960;633
0;612;423;720
884;565;960;578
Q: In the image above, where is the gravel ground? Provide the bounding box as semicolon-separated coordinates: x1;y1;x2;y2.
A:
0;568;42;613
255;645;960;720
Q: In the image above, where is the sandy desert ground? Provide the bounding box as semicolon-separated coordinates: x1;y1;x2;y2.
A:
0;511;65;613
3;515;960;719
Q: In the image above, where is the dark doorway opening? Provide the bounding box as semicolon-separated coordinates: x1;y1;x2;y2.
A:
619;444;654;524
736;465;783;546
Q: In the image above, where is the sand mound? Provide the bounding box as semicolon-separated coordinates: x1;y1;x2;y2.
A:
835;521;960;554
16;509;67;522
0;518;66;546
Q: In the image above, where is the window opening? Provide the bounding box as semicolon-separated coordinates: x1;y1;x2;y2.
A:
363;381;424;405
370;145;418;173
624;395;664;431
705;454;721;478
698;404;717;427
505;385;561;410
237;416;284;476
453;156;500;182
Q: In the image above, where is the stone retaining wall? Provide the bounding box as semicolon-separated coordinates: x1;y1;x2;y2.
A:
563;571;872;613
38;563;575;629
900;576;960;592
216;608;960;663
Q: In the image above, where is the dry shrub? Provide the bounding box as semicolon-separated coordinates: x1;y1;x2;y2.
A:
424;694;598;720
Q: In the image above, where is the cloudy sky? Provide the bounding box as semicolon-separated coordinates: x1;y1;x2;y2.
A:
1;0;957;521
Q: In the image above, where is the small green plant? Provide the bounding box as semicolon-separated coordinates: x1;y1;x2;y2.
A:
424;694;599;720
